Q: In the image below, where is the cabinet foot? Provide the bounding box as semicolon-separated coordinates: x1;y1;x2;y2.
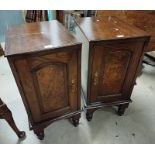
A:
34;129;44;140
86;108;97;121
70;114;80;127
18;131;26;139
117;103;129;116
72;119;79;127
86;112;93;121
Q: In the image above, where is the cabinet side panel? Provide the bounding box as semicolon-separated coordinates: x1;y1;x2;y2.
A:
74;25;89;100
8;58;35;125
11;58;41;122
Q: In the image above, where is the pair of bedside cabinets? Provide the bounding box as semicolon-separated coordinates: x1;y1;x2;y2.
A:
4;17;150;140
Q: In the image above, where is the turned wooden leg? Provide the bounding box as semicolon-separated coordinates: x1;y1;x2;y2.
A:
70;114;81;127
0;100;26;139
34;128;45;140
117;103;129;116
86;108;97;121
0;44;4;56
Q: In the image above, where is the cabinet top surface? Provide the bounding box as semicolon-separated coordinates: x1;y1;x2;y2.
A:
75;16;150;41
5;20;80;56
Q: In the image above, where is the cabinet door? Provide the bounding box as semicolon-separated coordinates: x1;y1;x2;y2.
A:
11;47;80;123
89;41;144;103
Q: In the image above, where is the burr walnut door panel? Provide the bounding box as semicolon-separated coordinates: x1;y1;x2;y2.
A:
12;49;79;123
89;41;145;103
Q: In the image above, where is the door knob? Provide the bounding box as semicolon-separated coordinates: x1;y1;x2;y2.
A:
70;79;76;93
93;72;98;86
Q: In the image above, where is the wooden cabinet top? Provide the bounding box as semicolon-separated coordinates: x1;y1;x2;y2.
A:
5;20;80;56
75;16;150;42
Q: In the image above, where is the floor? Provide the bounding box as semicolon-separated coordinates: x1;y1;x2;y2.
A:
0;56;155;144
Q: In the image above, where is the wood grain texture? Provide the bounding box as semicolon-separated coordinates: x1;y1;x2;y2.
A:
89;40;145;103
35;63;68;113
96;10;155;51
5;20;80;56
75;16;149;42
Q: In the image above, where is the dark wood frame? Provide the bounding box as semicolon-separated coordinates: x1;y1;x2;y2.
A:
0;98;26;139
56;10;64;24
0;46;25;139
0;44;3;56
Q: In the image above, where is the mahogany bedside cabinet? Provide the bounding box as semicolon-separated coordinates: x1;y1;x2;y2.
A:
74;17;150;121
4;20;82;140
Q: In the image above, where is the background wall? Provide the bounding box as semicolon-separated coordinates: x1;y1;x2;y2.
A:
0;10;24;42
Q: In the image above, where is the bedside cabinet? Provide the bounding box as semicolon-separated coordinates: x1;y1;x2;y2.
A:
74;17;150;121
4;20;82;140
